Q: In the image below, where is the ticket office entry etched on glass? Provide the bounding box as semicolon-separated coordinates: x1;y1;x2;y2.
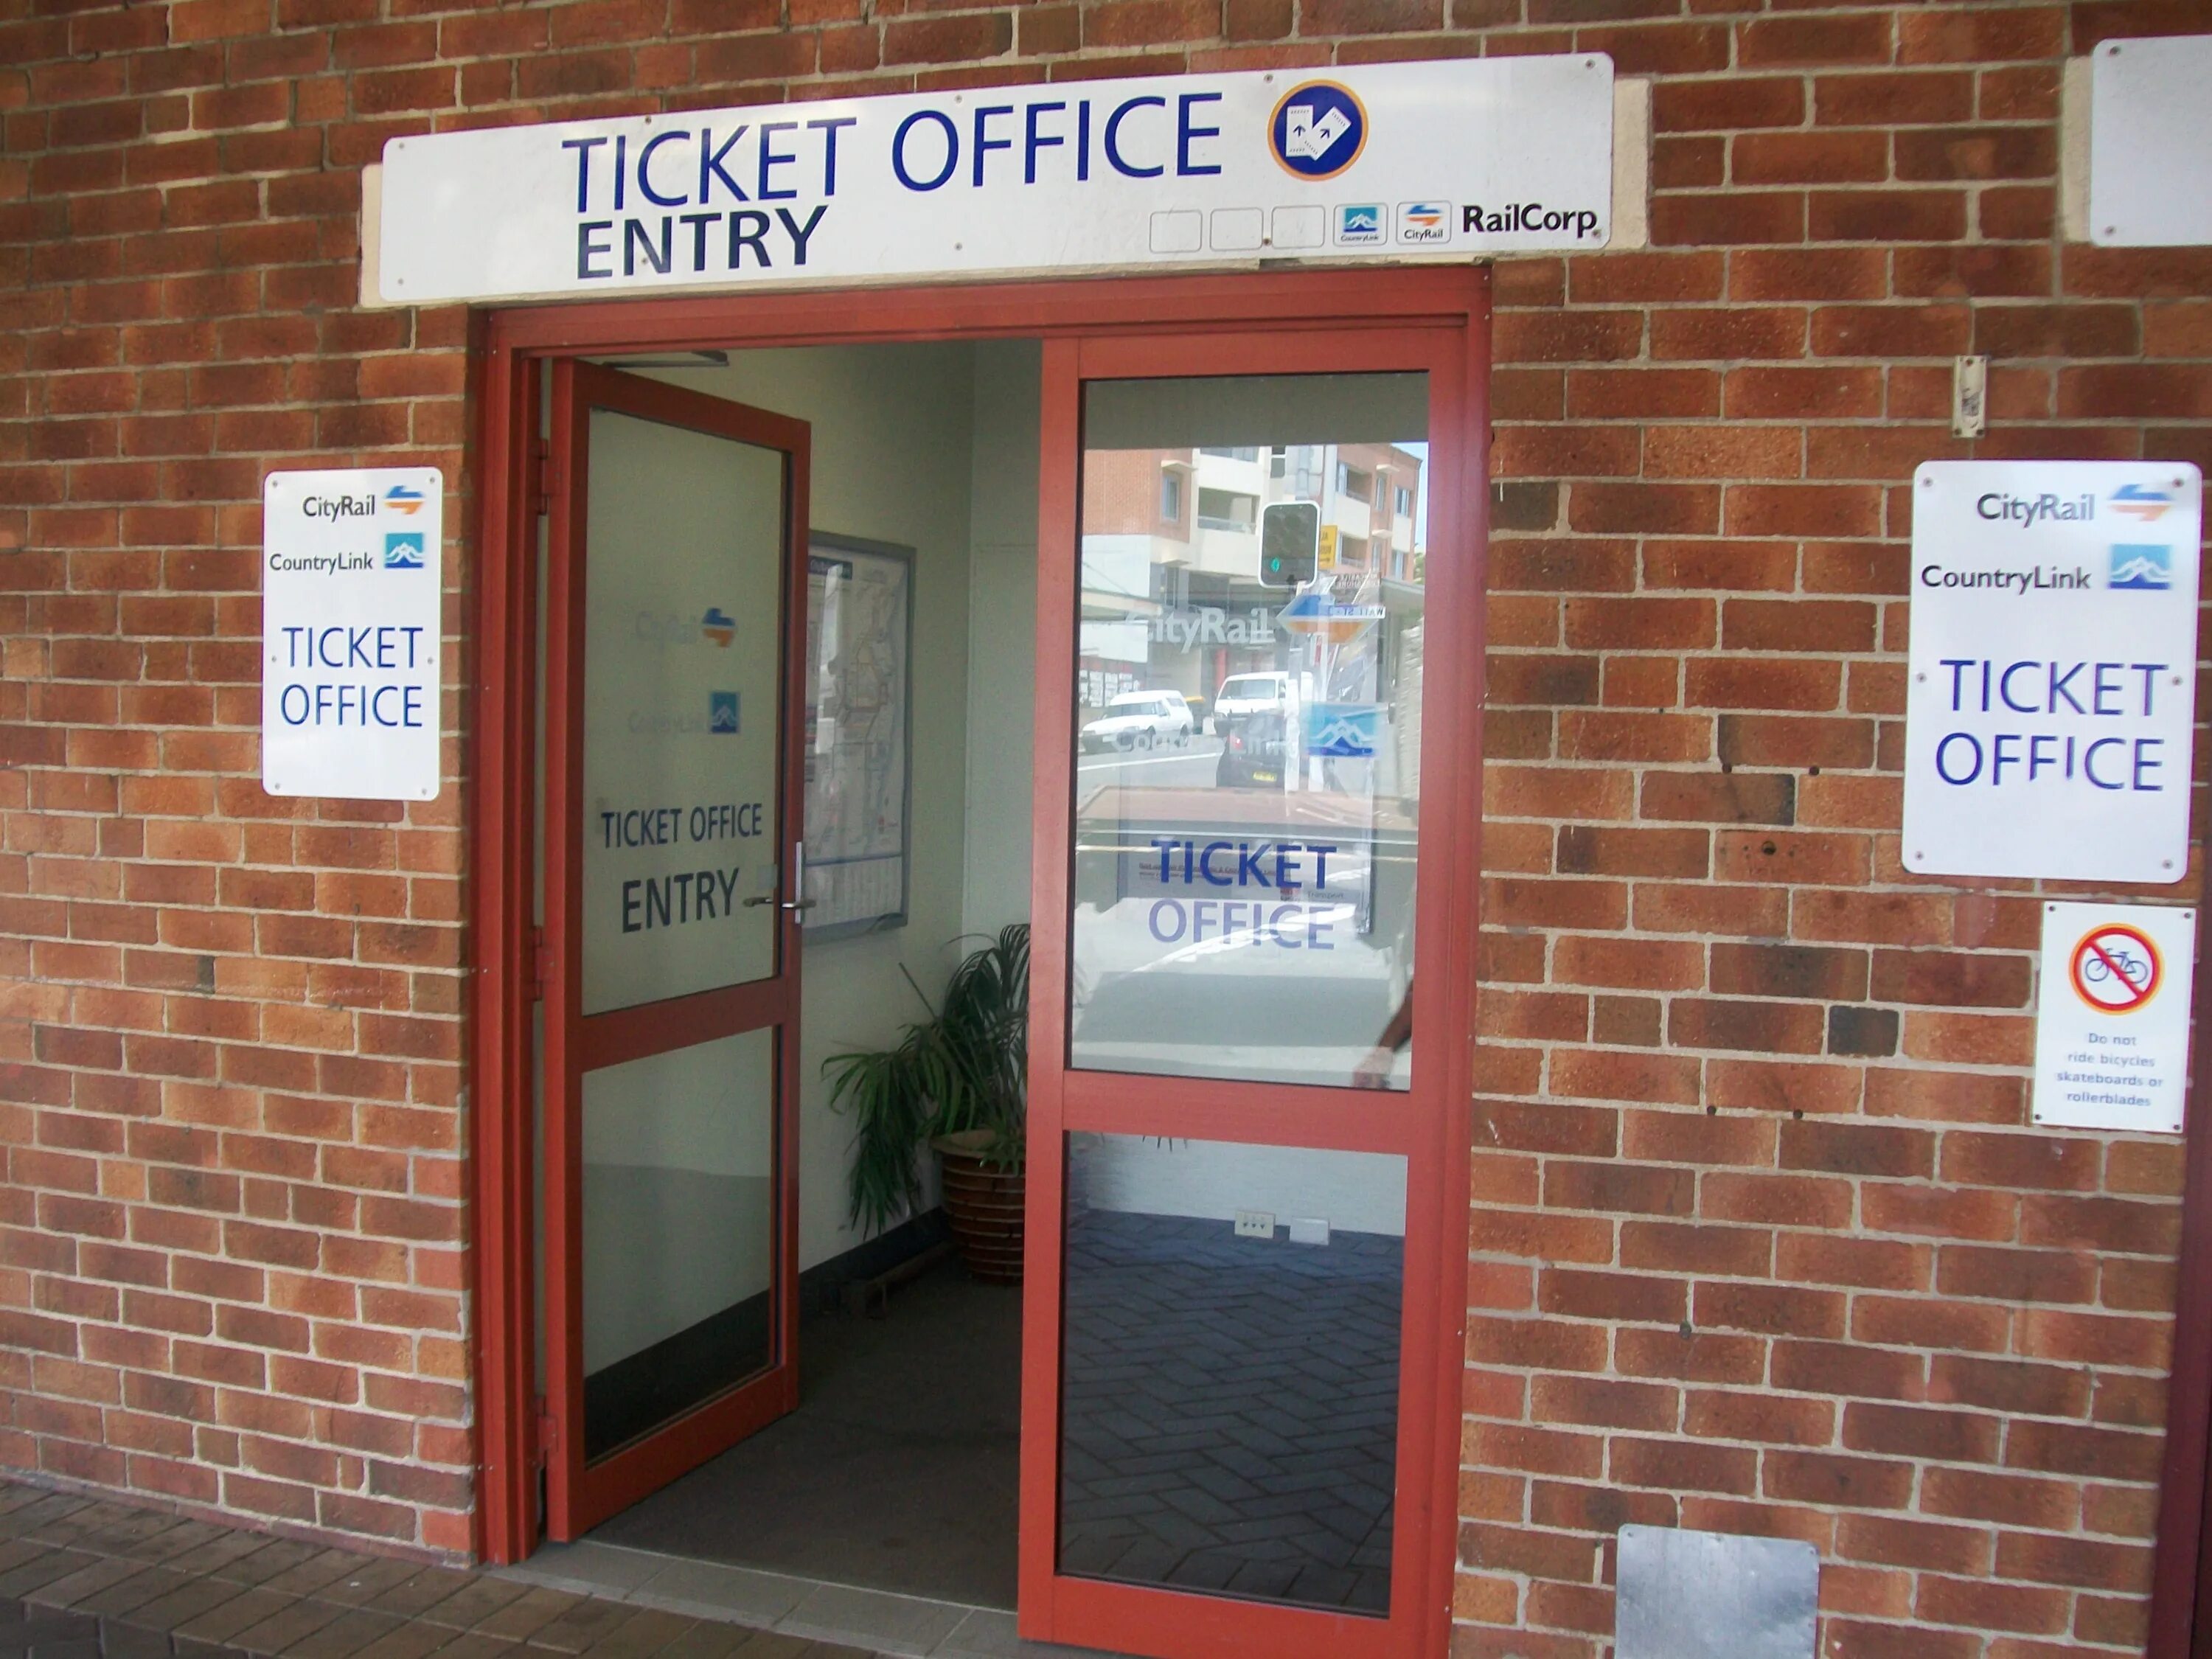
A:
1026;325;1475;1659
541;362;813;1537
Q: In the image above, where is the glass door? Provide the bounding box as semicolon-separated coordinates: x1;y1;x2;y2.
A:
1020;324;1481;1659
542;362;811;1537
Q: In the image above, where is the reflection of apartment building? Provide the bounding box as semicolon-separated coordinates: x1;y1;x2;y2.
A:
1081;442;1425;588
1077;442;1427;714
1324;442;1424;582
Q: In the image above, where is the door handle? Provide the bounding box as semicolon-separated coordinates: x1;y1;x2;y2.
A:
782;841;817;913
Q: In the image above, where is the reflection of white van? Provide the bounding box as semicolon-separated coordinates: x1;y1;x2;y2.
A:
1212;672;1291;730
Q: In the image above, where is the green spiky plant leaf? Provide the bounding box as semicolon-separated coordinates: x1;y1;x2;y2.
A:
824;923;1029;1236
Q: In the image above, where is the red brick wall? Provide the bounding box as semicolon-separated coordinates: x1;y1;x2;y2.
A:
2;0;2209;1645
1472;4;2212;1650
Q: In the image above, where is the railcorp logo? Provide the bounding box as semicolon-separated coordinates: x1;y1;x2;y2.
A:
1461;201;1601;241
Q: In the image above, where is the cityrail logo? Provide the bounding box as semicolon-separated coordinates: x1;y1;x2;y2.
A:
1397;202;1448;244
383;532;426;570
383;483;425;517
702;606;736;646
1976;492;2096;528
2110;544;2174;591
2112;481;2175;523
302;493;375;520
1269;82;1366;182
1335;204;1383;245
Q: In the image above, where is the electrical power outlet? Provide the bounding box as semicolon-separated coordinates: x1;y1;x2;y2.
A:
1233;1209;1275;1239
1287;1217;1330;1247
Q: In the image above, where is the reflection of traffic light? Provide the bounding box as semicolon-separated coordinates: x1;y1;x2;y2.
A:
1259;501;1320;588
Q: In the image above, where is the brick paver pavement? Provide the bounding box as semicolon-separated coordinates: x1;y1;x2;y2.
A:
0;1484;875;1659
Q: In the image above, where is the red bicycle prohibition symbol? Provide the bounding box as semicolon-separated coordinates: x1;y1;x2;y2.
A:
2068;923;2163;1013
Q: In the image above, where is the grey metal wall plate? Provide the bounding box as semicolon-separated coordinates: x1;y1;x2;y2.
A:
1615;1525;1819;1659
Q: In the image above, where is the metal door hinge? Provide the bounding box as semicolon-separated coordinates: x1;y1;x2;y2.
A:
529;439;552;518
529;925;546;1001
534;1397;557;1468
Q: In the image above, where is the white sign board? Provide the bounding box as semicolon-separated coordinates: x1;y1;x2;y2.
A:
2034;901;2195;1133
2090;35;2212;248
262;468;443;801
378;56;1613;305
1902;460;2201;883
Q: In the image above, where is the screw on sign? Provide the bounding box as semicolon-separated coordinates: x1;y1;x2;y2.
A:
2068;922;2162;1012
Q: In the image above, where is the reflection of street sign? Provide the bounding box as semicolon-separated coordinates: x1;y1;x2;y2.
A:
1278;587;1384;644
1259;501;1320;588
1305;702;1378;757
1318;525;1339;570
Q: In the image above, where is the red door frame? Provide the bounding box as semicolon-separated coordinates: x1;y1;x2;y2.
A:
467;267;1489;1659
1017;325;1484;1659
2144;894;2212;1657
539;362;811;1536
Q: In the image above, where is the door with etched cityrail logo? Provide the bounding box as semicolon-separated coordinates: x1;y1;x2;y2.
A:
1020;316;1485;1659
540;362;811;1536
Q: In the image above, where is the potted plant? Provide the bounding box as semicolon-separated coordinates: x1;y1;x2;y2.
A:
824;923;1029;1284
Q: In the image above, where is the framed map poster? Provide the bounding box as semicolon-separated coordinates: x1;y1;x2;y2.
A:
803;533;913;939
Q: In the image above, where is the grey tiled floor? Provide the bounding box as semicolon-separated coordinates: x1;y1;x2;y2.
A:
1058;1211;1401;1613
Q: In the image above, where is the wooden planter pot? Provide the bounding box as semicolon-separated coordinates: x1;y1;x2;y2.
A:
933;1128;1025;1285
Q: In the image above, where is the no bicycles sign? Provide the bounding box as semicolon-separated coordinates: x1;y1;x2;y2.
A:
2068;922;2161;1012
2034;902;2194;1133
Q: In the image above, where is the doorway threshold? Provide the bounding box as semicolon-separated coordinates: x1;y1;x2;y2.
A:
498;1540;1126;1659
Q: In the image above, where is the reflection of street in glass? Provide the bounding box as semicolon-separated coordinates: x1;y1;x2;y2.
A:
1077;734;1225;789
1078;689;1195;754
1070;373;1427;1092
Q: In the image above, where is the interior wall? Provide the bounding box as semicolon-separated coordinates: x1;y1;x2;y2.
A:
962;338;1040;938
648;342;980;1272
1071;1135;1408;1237
625;339;1395;1273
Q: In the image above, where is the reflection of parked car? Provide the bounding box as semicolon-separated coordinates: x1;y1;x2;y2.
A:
1212;671;1291;731
1081;691;1194;753
1216;709;1287;787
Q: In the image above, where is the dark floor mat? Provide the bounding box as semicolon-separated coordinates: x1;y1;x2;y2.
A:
587;1256;1023;1609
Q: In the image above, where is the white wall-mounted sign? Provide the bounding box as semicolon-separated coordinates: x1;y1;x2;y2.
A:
376;56;1613;305
2034;902;2195;1133
1902;460;2202;883
2090;35;2212;247
262;468;443;801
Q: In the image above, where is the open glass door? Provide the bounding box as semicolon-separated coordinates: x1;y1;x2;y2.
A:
542;362;812;1537
1021;322;1480;1659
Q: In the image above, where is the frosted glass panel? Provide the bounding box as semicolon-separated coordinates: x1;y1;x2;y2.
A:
1057;1133;1405;1613
1070;375;1427;1088
582;407;785;1015
582;1026;776;1458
